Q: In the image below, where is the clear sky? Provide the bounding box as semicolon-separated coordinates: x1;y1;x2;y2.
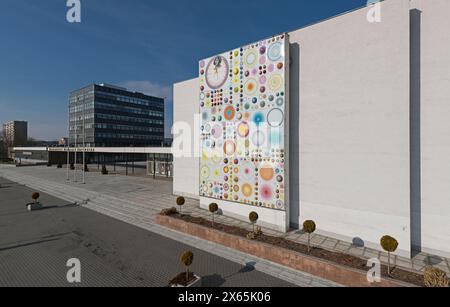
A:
0;0;368;140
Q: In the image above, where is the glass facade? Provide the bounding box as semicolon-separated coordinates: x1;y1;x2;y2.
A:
69;84;165;147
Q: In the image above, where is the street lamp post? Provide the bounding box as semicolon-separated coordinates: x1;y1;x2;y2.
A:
67;105;70;181
82;93;86;184
74;99;78;183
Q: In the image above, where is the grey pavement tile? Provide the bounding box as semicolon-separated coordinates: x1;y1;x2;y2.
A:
2;166;449;279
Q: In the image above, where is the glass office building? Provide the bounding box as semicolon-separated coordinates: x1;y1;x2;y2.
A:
69;83;165;147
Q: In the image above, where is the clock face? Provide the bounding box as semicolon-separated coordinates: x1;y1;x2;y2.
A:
205;56;229;89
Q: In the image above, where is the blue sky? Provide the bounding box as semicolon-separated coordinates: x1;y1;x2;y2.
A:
0;0;368;140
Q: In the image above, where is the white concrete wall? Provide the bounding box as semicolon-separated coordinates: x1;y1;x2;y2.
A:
199;198;288;232
172;79;200;199
410;0;450;257
290;0;412;257
172;0;450;258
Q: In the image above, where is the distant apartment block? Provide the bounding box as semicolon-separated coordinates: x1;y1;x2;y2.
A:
69;83;165;147
0;135;6;160
2;121;28;147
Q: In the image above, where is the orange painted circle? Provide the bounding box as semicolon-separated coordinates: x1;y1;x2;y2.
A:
224;106;236;121
260;167;274;181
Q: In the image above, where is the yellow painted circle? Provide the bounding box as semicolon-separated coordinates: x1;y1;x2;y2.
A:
242;184;253;197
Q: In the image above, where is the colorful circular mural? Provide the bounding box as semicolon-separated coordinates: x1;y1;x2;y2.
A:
199;34;288;211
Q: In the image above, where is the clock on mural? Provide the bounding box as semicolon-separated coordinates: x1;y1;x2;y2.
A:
205;56;229;89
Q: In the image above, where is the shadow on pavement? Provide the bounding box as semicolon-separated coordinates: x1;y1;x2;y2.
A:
0;237;62;252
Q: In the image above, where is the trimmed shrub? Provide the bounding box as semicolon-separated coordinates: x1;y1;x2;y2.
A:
209;203;219;226
31;192;40;203
380;235;399;275
101;165;108;175
249;212;259;234
303;220;316;253
176;196;185;214
424;266;449;288
180;251;194;282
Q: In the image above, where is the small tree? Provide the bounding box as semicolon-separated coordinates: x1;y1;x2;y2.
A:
84;164;89;172
209;203;219;226
180;251;194;282
303;220;316;253
70;163;75;170
380;235;399;276
176;196;185;214
249;212;259;233
32;192;40;204
101;165;108;175
424;266;449;288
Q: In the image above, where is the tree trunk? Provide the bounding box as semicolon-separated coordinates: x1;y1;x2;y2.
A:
388;252;391;275
212;213;215;227
308;234;311;253
186;268;189;283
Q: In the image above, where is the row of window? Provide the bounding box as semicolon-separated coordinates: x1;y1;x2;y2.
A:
94;124;164;133
69;91;95;104
69;102;95;114
96;133;164;140
70;124;163;133
70;113;95;122
70;104;163;118
95;102;164;117
97;92;163;108
95;113;164;125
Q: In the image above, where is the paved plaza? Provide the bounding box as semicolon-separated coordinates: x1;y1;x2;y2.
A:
1;165;448;283
0;177;299;287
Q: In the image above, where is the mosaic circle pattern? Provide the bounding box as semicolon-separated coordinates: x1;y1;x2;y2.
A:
199;34;288;211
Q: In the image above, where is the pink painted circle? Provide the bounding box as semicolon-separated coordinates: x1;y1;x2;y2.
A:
260;185;273;201
211;124;222;139
240;161;254;181
259;75;267;84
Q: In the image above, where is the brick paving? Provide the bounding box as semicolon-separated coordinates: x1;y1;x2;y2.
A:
1;165;448;278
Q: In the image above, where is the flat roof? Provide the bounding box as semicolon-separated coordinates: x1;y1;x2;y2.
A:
56;147;172;154
14;147;172;154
